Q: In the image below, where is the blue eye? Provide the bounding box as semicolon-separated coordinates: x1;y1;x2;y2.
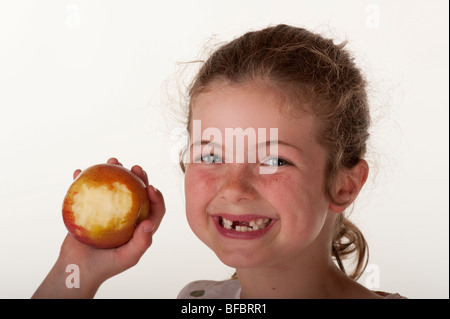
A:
262;157;290;167
200;154;223;164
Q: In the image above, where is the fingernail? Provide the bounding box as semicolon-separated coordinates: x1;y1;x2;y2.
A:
143;224;155;233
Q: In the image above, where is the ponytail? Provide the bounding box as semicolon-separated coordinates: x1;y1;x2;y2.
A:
332;213;368;280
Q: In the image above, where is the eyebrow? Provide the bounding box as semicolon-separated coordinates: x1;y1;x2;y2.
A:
259;140;304;156
190;140;222;148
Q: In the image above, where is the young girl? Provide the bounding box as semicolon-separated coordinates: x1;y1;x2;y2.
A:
33;24;404;299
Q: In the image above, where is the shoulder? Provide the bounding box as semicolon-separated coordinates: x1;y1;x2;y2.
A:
177;279;241;299
375;291;408;299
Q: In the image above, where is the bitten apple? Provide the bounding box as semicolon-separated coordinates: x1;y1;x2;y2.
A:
62;163;150;248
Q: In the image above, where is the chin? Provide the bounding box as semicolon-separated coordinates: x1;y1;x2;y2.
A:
213;245;270;270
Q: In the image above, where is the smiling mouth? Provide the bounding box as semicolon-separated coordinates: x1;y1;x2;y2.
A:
216;216;272;232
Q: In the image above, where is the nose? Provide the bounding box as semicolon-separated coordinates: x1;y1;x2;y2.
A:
217;164;257;203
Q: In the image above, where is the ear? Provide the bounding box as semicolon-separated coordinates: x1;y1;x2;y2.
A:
329;159;369;213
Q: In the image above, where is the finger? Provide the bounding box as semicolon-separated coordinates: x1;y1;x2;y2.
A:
131;165;149;186
73;169;82;180
146;185;166;233
107;157;123;166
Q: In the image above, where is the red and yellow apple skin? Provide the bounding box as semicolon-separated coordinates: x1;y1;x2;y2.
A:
62;164;150;249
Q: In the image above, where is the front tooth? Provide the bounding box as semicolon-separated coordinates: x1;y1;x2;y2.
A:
236;226;252;232
256;218;264;226
249;220;256;227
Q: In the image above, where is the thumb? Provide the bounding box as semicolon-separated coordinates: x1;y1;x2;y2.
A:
115;220;155;269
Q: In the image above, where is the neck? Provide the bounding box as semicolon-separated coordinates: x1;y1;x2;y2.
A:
236;258;334;299
236;252;372;299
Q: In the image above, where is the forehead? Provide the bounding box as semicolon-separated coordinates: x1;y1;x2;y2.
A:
190;82;316;143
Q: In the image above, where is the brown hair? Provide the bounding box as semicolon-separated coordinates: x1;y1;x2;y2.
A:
182;24;370;280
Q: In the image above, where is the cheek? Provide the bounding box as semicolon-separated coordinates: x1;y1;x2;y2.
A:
185;167;217;200
259;173;292;204
260;172;319;205
184;167;216;227
261;172;329;237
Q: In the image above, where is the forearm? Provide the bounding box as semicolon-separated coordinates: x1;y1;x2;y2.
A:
32;256;102;299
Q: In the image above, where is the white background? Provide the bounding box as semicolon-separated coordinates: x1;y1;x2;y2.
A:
0;0;448;299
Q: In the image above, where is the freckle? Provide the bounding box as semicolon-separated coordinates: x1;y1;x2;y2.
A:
204;175;216;189
262;173;290;187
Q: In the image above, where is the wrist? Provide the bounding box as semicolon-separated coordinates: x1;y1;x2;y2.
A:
32;255;103;299
56;253;105;298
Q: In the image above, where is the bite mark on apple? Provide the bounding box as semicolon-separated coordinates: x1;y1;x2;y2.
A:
72;182;133;231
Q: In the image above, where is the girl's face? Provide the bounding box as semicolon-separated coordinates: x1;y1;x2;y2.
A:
184;82;335;270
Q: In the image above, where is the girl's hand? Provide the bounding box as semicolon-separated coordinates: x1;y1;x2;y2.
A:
32;158;165;298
